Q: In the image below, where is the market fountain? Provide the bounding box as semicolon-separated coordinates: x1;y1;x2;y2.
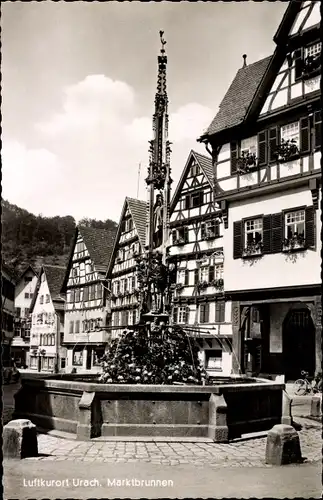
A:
13;32;285;441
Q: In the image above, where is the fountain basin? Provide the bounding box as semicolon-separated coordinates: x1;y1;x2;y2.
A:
14;374;284;442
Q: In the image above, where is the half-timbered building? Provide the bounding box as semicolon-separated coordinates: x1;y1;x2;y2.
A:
199;0;321;381
107;197;147;337
29;265;66;373
61;226;116;372
11;265;38;368
169;150;233;376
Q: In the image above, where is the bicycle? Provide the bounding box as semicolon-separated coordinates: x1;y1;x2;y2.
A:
293;371;322;395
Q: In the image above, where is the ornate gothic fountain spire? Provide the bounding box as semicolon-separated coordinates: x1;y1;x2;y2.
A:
146;30;172;259
137;31;174;322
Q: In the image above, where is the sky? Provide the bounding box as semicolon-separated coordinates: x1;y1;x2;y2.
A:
2;1;287;224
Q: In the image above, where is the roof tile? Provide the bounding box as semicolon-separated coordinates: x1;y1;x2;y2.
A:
126;197;147;248
203;56;272;137
193;151;213;185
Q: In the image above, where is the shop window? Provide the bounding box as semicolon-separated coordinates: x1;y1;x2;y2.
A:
73;350;83;366
205;349;222;370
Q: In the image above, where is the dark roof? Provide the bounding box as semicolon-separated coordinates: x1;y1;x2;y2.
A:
201;56;272;138
126;197;147;248
17;264;38;282
43;265;66;301
79;227;117;273
170;150;214;213
193;151;213;185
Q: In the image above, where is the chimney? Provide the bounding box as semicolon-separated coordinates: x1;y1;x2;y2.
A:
242;54;247;68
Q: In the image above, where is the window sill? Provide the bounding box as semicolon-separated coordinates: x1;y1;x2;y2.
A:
278;154;300;164
242;250;263;259
282;244;306;253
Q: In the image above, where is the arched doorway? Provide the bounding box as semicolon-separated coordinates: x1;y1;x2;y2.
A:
283;307;315;381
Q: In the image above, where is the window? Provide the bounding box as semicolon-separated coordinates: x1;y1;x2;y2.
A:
190;164;200;176
205;350;222;370
73;349;83;366
24;277;32;283
69;321;74;334
215;264;223;280
15;327;21;337
24;308;29;317
126;218;133;231
172;226;189;244
132;310;137;325
305;42;322;58
201;219;220;239
184;269;190;286
93;348;105;366
200;303;210;324
200;266;209;283
191;191;203;208
75;289;80;302
75;320;80;334
39;295;44;304
252;307;260;323
24;292;29;299
244;218;263;248
96;284;103;300
178;270;186;285
280;122;299;148
83;287;89;302
30;357;37;369
240;136;257;156
15;307;21;317
114;311;120;327
46;294;50;303
131;276;136;291
215;302;225;323
285;209;305;240
178;306;187;324
72;268;78;278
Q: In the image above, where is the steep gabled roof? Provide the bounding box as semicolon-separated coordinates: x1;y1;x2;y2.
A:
30;265;66;313
16;264;38;283
170;150;213;213
200;56;272;140
126;197;147;248
79;226;116;273
106;197;147;279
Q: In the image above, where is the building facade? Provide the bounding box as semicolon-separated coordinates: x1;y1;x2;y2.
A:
108;197;147;337
61;226;116;373
11;265;38;368
1;264;16;363
29;265;66;372
169;150;233;375
199;0;321;381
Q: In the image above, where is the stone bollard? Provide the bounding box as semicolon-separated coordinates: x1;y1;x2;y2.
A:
3;419;38;459
265;424;302;465
281;390;292;426
311;395;322;418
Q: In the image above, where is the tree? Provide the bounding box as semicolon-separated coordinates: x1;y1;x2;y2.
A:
98;324;207;385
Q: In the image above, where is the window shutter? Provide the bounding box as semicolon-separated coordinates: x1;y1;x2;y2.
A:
214;220;220;237
83;287;89;301
184;269;189;286
185;306;190;324
233;220;243;259
230;141;238;175
184;226;189;242
257;130;268;166
194;268;199;284
219;302;225;323
208;265;214;283
172;230;177;244
300;117;310;153
314;111;322;149
173;307;178;324
262;215;272;254
216;301;225;323
305;206;315;248
185;195;190;210
294;48;303;80
201;222;206;239
269;127;279;163
205;303;210;323
199;191;204;205
271;213;283;253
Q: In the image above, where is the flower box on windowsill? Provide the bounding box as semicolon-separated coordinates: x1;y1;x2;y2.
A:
204;231;217;240
282;237;306;253
302;55;321;80
237;152;258;174
275;139;299;163
242;243;263;258
174;238;185;246
197;281;209;292
212;278;224;290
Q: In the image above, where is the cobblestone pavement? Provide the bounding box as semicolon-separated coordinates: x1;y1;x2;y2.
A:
7;417;316;468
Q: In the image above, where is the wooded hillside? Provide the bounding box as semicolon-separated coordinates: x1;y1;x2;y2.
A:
1;200;118;278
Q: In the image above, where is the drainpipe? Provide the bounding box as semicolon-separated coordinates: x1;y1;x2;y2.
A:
54;311;60;373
